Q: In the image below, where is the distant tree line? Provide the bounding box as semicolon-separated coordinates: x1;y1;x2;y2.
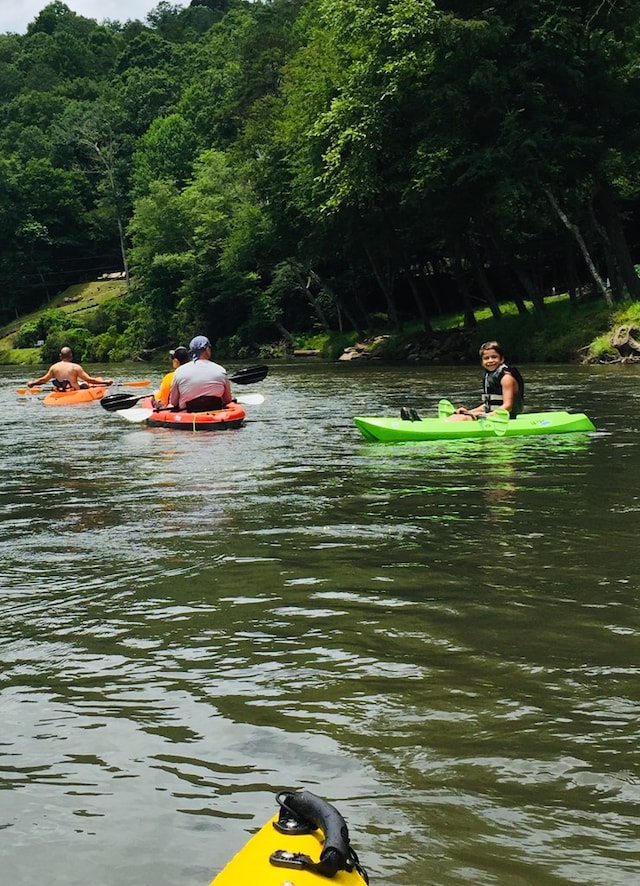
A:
1;0;640;359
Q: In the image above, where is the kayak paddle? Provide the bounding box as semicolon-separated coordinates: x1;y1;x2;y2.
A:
100;392;148;411
234;393;264;405
116;408;154;422
228;364;268;385
438;398;455;418
480;407;510;436
101;390;265;412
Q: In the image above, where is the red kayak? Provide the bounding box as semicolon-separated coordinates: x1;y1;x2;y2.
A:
133;397;246;431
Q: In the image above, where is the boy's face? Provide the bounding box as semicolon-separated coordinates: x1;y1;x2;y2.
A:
480;348;502;371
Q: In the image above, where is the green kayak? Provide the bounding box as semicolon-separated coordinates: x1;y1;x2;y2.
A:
354;410;596;442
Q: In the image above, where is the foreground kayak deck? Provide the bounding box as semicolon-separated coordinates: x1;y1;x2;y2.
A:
354;410;596;442
133;397;246;430
43;386;107;406
210;791;369;886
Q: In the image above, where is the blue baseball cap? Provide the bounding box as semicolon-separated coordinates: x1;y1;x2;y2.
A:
189;336;211;357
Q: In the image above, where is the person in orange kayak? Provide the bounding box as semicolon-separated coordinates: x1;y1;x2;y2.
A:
169;335;232;411
153;346;190;407
27;347;113;391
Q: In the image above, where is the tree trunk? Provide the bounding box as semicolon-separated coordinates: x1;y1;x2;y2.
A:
589;202;622;299
317;275;364;336
593;179;640;301
353;292;372;333
404;271;434;333
465;235;502;320
116;214;130;288
363;243;402;330
564;235;579;303
276;322;295;348
89;135;131;288
338;300;363;335
545;188;614;308
485;229;529;315
452;237;476;328
423;271;443;315
292;268;332;331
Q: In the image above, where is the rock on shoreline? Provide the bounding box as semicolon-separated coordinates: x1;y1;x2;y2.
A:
339;330;475;363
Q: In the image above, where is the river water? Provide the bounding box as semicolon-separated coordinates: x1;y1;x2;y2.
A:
1;361;639;886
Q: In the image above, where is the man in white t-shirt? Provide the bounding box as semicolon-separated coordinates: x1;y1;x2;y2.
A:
169;336;232;411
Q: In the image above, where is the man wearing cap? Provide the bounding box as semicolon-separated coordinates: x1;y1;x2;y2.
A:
153;346;190;408
168;335;232;411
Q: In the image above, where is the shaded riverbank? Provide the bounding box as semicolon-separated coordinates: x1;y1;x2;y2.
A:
332;296;640;366
3;287;638;368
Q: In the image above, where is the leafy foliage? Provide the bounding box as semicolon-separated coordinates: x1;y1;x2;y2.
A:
41;325;93;362
2;0;640;362
13;309;72;347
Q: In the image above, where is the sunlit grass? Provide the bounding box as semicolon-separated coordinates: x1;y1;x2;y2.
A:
2;280;638;365
0;280;127;352
294;290;640;363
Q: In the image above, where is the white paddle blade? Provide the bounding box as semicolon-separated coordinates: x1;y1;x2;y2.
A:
116;408;153;422
235;393;265;405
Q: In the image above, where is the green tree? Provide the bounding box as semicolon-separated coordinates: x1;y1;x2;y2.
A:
131;113;199;195
127;178;193;343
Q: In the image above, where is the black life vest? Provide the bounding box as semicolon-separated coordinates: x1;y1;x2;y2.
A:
482;363;525;416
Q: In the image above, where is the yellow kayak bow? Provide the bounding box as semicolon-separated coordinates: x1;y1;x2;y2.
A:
210;791;369;885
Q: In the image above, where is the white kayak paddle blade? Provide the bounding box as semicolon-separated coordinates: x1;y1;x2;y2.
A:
115;408;154;422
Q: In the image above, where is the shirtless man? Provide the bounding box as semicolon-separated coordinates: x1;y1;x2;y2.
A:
27;347;113;391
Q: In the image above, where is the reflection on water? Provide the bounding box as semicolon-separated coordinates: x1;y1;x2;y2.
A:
1;362;640;886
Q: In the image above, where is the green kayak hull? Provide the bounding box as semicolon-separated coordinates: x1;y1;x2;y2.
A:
353;411;596;442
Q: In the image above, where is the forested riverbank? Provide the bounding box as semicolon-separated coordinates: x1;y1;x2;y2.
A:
2;279;640;367
2;1;640;362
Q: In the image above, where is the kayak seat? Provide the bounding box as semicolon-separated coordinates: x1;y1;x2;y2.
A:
185;395;225;412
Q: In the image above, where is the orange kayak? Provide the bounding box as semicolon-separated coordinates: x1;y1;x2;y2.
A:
140;397;246;430
43;386;107;406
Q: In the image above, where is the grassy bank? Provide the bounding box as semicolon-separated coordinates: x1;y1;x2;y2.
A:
2;283;638;366
296;294;640;364
0;279;128;365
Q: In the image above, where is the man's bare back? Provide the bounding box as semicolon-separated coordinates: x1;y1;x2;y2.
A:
28;347;112;390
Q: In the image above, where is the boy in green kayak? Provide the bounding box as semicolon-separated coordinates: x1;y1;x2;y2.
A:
400;340;524;422
449;340;524;420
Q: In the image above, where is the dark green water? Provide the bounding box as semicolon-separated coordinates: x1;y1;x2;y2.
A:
1;362;639;885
